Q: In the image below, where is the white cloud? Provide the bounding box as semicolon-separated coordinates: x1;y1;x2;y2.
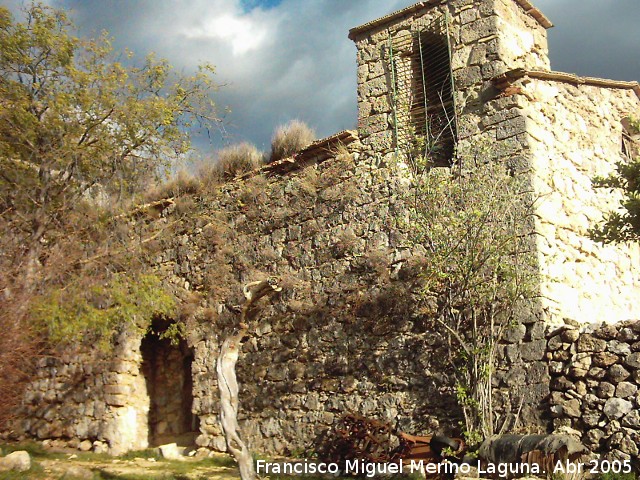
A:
187;14;266;55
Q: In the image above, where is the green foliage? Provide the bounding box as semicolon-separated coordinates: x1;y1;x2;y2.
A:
30;273;176;348
591;118;640;243
0;2;220;254
404;143;537;440
598;473;637;480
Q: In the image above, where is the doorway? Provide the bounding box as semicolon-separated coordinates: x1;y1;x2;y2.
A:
140;326;199;447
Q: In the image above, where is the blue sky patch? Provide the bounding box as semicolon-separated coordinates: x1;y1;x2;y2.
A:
240;0;282;12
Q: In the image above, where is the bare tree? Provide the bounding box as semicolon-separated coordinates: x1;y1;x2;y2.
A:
216;278;282;480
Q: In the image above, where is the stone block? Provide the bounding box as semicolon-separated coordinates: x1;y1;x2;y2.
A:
159;443;182;460
503;324;526;344
593;352;620;368
0;451;31;472
460;17;495;44
596;382;615;399
608;364;631;383
455;66;482;88
616;381;637;399
520;340;546;361
603;398;633;419
577;334;607;353
625;352;640;369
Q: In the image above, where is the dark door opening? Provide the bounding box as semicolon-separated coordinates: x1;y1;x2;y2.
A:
140;326;199;447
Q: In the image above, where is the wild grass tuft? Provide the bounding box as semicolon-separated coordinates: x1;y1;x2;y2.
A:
269;120;316;163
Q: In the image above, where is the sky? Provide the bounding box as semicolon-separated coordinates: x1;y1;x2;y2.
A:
4;0;640;155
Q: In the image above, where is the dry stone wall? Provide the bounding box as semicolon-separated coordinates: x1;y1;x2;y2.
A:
166;148;553;453
13;146;552;455
17;331;150;455
548;320;640;463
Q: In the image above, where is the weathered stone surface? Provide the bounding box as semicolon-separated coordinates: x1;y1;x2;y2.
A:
625;352;640;369
608;364;631;383
503;324;526;343
603;398;633;419
159;443;182;460
561;399;581;418
622;410;640;428
593;352;619;368
577;334;607;353
615;381;637;399
520;340;546;361
0;451;31;472
596;382;615;399
582;412;601;428
78;440;92;452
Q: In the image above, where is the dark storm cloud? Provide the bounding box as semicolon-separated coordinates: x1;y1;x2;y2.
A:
5;0;640;153
536;0;640;81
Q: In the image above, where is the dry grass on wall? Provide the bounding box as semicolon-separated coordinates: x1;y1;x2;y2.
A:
269;120;316;163
215;143;264;180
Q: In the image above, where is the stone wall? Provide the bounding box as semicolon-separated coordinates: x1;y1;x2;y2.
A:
548;320;640;463
523;79;640;327
17;331;150;455
11;0;640;460
13;143;552;455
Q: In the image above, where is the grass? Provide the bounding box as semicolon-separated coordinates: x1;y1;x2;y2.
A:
269;119;316;163
0;441;239;480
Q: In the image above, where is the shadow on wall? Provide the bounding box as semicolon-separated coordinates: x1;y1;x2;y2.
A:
140;321;199;447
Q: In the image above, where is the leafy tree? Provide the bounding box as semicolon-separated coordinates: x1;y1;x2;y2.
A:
404;145;538;442
591;118;640;243
0;3;221;273
0;2;216;427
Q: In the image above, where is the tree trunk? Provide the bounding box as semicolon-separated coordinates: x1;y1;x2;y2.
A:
216;278;282;480
217;332;256;480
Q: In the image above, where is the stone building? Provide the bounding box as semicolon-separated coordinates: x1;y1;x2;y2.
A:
12;0;640;463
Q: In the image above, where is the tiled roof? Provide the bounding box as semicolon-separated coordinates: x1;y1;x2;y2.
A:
348;0;552;40
240;130;360;179
494;69;640;100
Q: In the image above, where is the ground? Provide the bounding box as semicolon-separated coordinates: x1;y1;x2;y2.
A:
0;442;241;480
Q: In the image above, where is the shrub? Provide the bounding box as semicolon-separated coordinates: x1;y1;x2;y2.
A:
405;143;538;441
215;142;263;180
149;170;200;200
269;119;316;163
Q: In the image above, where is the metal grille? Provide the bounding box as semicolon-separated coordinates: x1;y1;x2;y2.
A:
387;14;457;167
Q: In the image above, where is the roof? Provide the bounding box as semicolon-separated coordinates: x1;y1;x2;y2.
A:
240;130;360;179
348;0;552;40
494;69;640;100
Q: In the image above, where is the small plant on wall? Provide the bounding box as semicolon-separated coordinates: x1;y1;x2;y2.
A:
591;117;640;244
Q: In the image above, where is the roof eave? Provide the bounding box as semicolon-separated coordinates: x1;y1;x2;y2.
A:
494;68;640;100
348;0;552;41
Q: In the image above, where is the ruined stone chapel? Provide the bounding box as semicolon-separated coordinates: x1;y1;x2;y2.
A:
13;0;640;464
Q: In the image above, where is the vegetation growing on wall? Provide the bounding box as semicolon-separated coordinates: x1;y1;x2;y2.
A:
591;118;640;243
269;119;316;163
0;2;221;428
404;144;538;443
30;273;176;348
